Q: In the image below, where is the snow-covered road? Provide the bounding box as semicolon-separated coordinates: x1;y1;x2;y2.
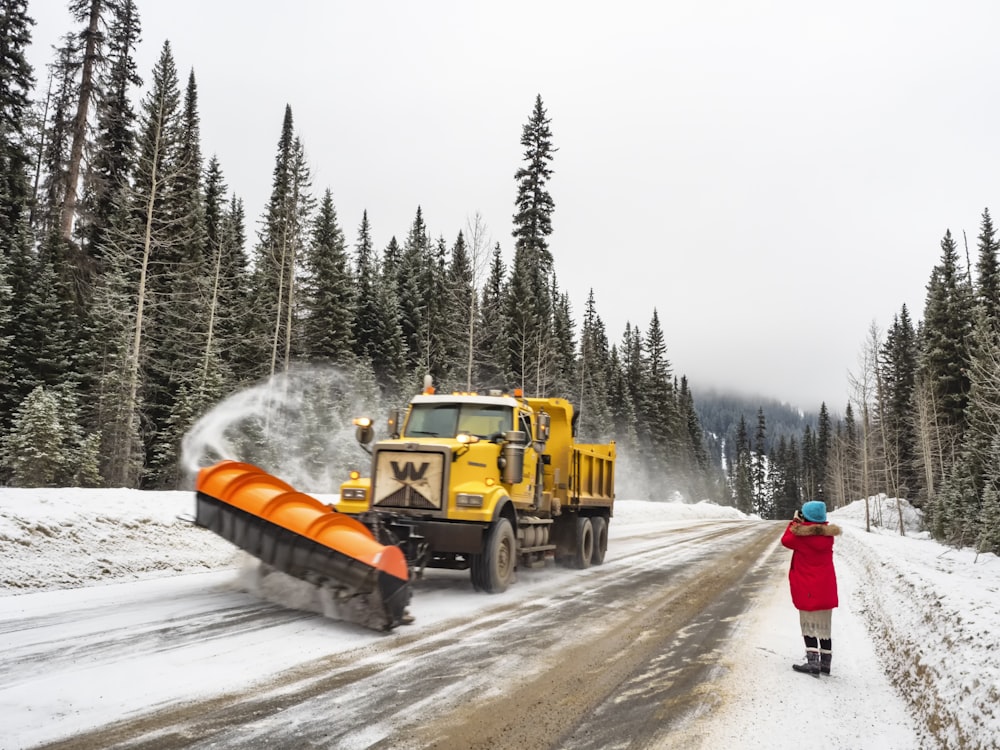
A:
3;490;996;749
4;515;777;748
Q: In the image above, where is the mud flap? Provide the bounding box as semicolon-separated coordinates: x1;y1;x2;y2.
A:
194;461;411;630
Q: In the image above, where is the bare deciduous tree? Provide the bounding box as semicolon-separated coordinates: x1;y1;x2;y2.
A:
61;0;105;242
848;322;881;533
463;212;492;390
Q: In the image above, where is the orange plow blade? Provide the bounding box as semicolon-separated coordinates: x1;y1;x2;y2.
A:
194;460;410;630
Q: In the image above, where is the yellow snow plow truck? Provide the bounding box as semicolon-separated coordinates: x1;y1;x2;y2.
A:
337;383;616;593
194;382;615;631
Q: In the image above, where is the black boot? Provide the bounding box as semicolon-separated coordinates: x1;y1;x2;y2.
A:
792;651;820;677
820;651;832;675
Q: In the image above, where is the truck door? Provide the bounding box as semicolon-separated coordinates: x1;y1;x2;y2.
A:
512;412;541;508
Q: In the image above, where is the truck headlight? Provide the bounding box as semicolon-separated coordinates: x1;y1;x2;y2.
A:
456;493;484;507
341;488;367;500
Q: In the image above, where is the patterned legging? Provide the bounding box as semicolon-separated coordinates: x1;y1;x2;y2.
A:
800;609;833;653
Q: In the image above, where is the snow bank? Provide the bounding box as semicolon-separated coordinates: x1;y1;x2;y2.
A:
0;488;239;593
833;497;1000;750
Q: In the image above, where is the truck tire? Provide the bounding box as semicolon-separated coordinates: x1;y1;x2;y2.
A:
572;516;593;569
471;518;516;593
591;516;608;565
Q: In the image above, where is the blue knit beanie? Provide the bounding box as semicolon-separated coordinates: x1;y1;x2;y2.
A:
801;500;827;523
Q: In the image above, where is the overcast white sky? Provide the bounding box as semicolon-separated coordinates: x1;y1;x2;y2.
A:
23;1;1000;412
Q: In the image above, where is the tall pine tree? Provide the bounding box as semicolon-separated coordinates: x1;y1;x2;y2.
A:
0;0;36;427
507;95;557;394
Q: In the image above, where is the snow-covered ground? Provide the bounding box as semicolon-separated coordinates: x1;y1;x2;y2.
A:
1;488;997;749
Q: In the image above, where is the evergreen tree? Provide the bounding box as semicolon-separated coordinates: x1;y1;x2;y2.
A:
752;407;769;516
831;403;857;505
396;207;430;375
953;211;1000;518
512;94;555;268
766;437;785;520
975;208;1000;326
620;322;647;449
0;247;11;429
771;434;801;519
250;105;314;381
352;211;380;363
200;154;227;374
90;233;141;485
215;193;252;381
10;238;80;395
936;456;979;546
370;237;407;398
945;299;1000;545
879;306;919;499
577;289;611;441
915;230;975;518
640;310;672;482
606;344;639;458
507;95;557;393
50;382;101;485
0;386;65;486
678;376;714;499
732;414;754;514
446;230;476;390
144;63;210;486
299;188;354;364
920;229;974;432
476;243;508;387
180;155;234;435
0;0;36;426
422;234;451;382
505;244;553;394
816;402;832;500
978;481;1000;555
549;279;576;398
0;385;95;486
800;423;817;500
977;434;1000;554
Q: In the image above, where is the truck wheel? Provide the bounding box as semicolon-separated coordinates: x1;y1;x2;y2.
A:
572;517;593;569
591;516;608;565
471;518;516;593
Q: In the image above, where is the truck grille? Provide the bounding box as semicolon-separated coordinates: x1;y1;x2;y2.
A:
372;449;445;510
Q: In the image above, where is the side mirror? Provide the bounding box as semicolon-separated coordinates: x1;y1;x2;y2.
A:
536;410;551;443
353;417;375;445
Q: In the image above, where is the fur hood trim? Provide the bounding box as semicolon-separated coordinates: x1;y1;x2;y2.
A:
790;521;842;537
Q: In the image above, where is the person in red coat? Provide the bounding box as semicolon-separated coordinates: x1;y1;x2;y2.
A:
781;500;842;677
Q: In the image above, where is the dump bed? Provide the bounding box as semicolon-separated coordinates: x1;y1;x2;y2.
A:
569;442;616;509
526;397;615;513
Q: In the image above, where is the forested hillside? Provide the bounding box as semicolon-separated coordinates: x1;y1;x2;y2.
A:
2;1;999;557
0;1;723;502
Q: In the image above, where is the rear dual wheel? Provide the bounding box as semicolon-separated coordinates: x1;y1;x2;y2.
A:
591;516;608;565
572;516;594;569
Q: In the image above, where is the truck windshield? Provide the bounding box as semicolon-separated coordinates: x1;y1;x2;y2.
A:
404;403;513;439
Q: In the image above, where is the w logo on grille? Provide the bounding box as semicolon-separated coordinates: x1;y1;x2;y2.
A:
390;461;430;482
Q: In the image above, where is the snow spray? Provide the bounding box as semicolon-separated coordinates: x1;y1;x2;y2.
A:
180;365;383;493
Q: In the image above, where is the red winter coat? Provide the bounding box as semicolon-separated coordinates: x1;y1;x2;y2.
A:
780;520;841;611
